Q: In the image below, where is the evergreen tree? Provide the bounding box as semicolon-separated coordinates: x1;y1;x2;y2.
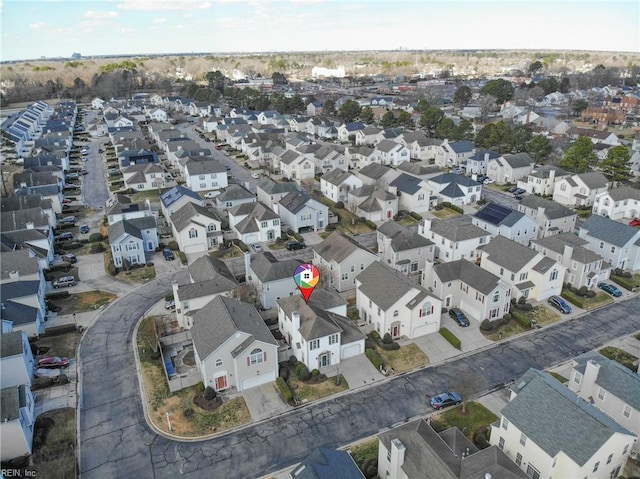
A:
600;145;631;185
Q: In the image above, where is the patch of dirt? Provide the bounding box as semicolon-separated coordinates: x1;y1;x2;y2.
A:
193;393;223;411
48;290;116;315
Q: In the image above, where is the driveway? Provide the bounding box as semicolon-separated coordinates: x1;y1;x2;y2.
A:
242;383;292;423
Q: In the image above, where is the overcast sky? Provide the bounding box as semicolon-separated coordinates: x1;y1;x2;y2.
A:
1;0;639;61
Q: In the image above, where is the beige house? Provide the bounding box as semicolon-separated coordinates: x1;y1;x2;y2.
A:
552;171;609;207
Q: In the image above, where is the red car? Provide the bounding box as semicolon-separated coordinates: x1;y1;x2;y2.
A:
629;218;640;227
38;356;70;369
62;198;72;204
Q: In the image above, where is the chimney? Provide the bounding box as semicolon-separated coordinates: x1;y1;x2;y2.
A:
583;359;601;394
549;169;555;181
291;311;301;330
420;218;432;237
562;244;574;264
9;271;19;281
26;222;34;230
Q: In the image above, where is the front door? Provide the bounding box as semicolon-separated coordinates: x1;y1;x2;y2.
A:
268;230;274;240
392;324;400;337
319;353;330;368
445;296;452;308
214;374;228;391
387;209;393;219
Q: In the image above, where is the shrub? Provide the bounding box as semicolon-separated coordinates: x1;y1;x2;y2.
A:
288;355;298;366
204;386;217;400
150;350;161;360
286;229;295;236
335;201;344;209
364;337;376;350
90;242;105;253
610;275;636;291
311;369;319;377
298;365;310;381
586;290;596;298
325;223;337;231
196;382;205;393
517;296;526;305
578;286;588;297
295;362;306;375
46;290;71;300
365;348;385;371
364;219;377;230
184;408;194;418
439;327;461;349
276;377;293;402
177;251;187;265
379;341;400;350
474;431;490;449
369;330;381;342
561;290;584;308
449;204;464;214
107;263;117;276
168;241;179;251
280;367;290;381
89;233;104;243
409;211;422;221
480;319;494;331
430;419;447;433
434;204;444;210
382;333;393;344
44;324;77;336
511;310;530;329
442;202;452;208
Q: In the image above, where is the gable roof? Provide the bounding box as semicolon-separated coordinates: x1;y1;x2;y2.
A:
473;202;527;228
389;173;423;195
249;252;303;283
257;178;300;196
170;202;220;232
448;140;474;153
216;184;255;202
314;232;375;263
433;259;502;295
322;168;356;186
580;214;640;247
0;331;25;358
184;158;226;175
190;296;277;361
501;152;533;168
504;369;633;466
576;171;609;189
481;235;538;271
160;185;201;208
0;249;40;280
108;216;157;242
520;196;576;220
428;217;488;242
279;190;314;214
178;257;238;300
429;173;480;188
358;163;392;181
532;233;602;264
377;221;433;251
229;201;278;221
604;185;640;202
290;447;365;479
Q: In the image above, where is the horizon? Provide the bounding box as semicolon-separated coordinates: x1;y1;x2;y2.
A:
1;0;639;63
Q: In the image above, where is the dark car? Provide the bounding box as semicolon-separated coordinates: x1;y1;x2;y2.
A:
163;248;175;261
38;356;70;369
514;194;524;201
79;224;89;234
430;391;462;409
548;295;572;314
55;232;74;241
512;188;526;195
507;186;518;193
62;253;77;263
286;241;306;251
448;308;470;327
598;282;622;297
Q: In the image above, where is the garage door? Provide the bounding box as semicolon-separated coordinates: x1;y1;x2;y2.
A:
411;323;437;338
241;370;275;391
184;243;206;255
244;234;259;245
341;343;362;360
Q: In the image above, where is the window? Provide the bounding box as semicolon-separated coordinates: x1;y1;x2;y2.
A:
393;310;398;317
300;213;312;221
215;359;223;367
341;273;348;280
520;432;527;446
526;464;540;479
498;437;505;450
261;221;268;228
593;461;600;473
274;219;280;225
387;449;391;462
550;269;558;281
207;223;217;232
309;339;319;350
623;404;632;418
249;348;264;365
573;371;582;384
329;334;338;345
611;246;616;253
189;228;198;238
501;417;509;430
515;452;522;467
597;387;606;401
607;454;613;465
493;291;500;303
623;444;629;455
519;272;528;281
200;183;206;189
350;265;355;273
360;263;365;270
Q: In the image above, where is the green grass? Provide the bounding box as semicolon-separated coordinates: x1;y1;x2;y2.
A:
348;439;378;475
610;273;640;291
397;216;419;226
547;371;568;384
130;189;162;202
119;265;157;284
435;401;498;442
431;208;461;219
599;346;639;372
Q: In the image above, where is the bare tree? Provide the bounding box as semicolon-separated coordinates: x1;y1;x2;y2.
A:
300;178;316;195
347;196;360;225
452;370;487;413
477;94;497;123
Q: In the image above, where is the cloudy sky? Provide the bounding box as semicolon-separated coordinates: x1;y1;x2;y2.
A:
1;0;639;61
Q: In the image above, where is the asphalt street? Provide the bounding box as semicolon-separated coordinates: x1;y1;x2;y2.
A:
79;280;640;479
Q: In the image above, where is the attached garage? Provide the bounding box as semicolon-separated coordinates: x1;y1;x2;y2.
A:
411;322;438;338
243;233;259;244
184;243;206;255
341;342;363;360
240;369;276;391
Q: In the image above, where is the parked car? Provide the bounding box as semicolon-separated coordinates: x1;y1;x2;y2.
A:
61;216;76;224
38;356;70;369
430;391;462;409
512;188;526;195
547;295;572;314
62;253;77;263
80;169;89;175
224;165;232;171
286;241;306;251
629;218;640;227
507;186;518;193
598;282;622;297
163;248;175;261
251;243;263;252
53;275;76;288
62;198;72;204
514;194;524;201
79;224;89;234
55;232;74;241
448;308;470;327
204;191;220;199
251;172;261;179
483;178;495;185
165;300;176;310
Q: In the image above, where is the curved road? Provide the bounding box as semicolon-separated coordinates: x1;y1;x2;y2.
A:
79;283;640;479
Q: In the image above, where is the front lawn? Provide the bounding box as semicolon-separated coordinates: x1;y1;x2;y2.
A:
48;290;116;315
31;408;76;478
599;346;639;372
561;289;613;310
431;208;461;219
348;439;378;478
290;374;349;403
376;343;429;373
130;189;163;202
119;264;157;284
610;273;640;291
482;305;560;341
432;401;498;446
397;216;419;227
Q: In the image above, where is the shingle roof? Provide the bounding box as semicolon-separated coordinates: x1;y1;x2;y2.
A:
429;173;480;188
160;185;201;208
0;299;39;325
0;331;25;358
170;202;220;232
389;173;423;195
321;168;356;187
504;369;633;466
279;190;312;214
0;249;40;280
290;447;366;479
429;218;488;242
257;178;300;196
502;152;533;168
433;259;502;295
358;163;392;180
532;233;602;264
314;232;373;263
580;214;640;247
473;202;526;227
184;158;226;175
576;171;609;189
519;196;576;220
448;140;474;153
249;252;303;283
529;165;569;179
378;221;433;251
190;296;276;361
229;201;278;221
216;184;255;202
108;216;157;242
481;235;538;272
604;186;640;202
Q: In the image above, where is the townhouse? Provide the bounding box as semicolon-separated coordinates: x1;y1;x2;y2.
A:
486;153;534;185
228;202;281;243
320;168;363;203
244;252;303;310
170;202;222;255
426;173;482;206
434;140;475;168
377;221;435;276
183;158;228;192
276;190;329;233
388;173;431;213
578;214;640;271
592;186;640;220
518;195;577;239
419;217;491;263
516;166;570;196
553;171;609;208
472;202;538;246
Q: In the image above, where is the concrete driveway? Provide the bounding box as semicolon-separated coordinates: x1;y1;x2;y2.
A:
335;354;384;391
242;383;292;423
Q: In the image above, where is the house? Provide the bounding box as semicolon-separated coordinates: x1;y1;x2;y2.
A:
426;173;482;206
355;126;382;146
337;121;366;142
356;261;442;339
568;351;640;451
356;163;398;187
472;202;538;246
277;190;329;233
578;214;640;271
377;221;435;276
489;368;636;479
480;235;565;301
245;252;303;310
191;296;279;392
396;162;442;180
306;101;324;116
215;184;257;210
277;149;315;183
566;127;620;146
0;330;35;388
516;166;570;196
91;97;105;110
277;295;366;370
184;158;228;192
148;108;168;123
118;149;159;168
289;448;365;479
531;233;610;289
434;140;475;168
171;255;238;329
465;149;500;176
419;217;491;263
427;259;512;322
160;185;204;220
313;232;378;292
373;139;410;167
256;178;300;211
0;384;36;461
518;196;577;239
122;163;164;191
347;186;398;222
320;168;363;203
399;131;441;162
486;153;534;185
378;418;528;479
0;228;54;272
228;202;281;243
108;216;159;268
170;203;222;255
0;280;46;337
347;145;377;169
592;186;640;220
388;173;430;213
553;171;609;207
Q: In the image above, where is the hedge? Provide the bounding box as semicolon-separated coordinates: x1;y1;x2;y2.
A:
610;275;637;291
275;377;293;402
365;348;385;371
177;251;187;265
449;205;464;214
561;290;584;308
46;290;71;300
44;324;77;336
439;327;461;349
409;211;422;221
511;310;531;329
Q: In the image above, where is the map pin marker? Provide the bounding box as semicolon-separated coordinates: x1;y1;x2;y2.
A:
294;263;319;303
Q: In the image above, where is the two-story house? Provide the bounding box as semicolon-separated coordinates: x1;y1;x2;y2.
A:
480;235;565;301
244;252;303;310
170;202;222;255
356;261;442;339
228;202;281;243
377;221;435;276
465;149;500;176
159;185;204;220
578;214;640;271
419;217;491;263
313;232;378;292
347;186;398;222
516;166;570;196
276;190;329;233
122;163;164;191
277;295;366;370
434;140;475;168
388;173;431;213
373;139;410;167
256;178;300;211
426;173;482;206
320;168;363;203
518;196;577;239
215;184;257;211
183;158;228;193
1;330;35;388
108;216;159;269
553;171;610;207
592;186;640;220
356;163;398;187
531;233;610;289
472;202;538;246
399;131;441;162
486;153;534;185
490;368;636;479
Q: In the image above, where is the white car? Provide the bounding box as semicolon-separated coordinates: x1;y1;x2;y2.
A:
251;172;261;179
483;178;495;184
204;191;220;199
252;244;263;252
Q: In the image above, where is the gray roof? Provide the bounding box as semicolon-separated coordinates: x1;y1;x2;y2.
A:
376;139;402;153
580;214;640;247
576;171;609;189
397;162;442;177
433;259;501;295
504;369;634;466
389;173;423;195
429;173;480;188
502;152;533;168
448;140;474;153
307;288;347;311
170;202;220;232
160;185;201;208
314;232;373;263
249;252;303;283
279;190;312;214
190;296;277;361
0;280;40;299
519;196;576;220
322;168;356;187
0;386;27;423
605;186;640;202
184;158;226;176
108;216;157;241
290;448;365;479
572;351;640;411
356;261;434;311
257;178;300;195
0;249;40;280
0;331;25;358
378;221;433;252
532;255;556;273
473;202;526;227
529;165;569;179
358;163;392;180
428;218;488;242
216;184;255;202
532;233;602;264
188;255;234;283
481;235;537;272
